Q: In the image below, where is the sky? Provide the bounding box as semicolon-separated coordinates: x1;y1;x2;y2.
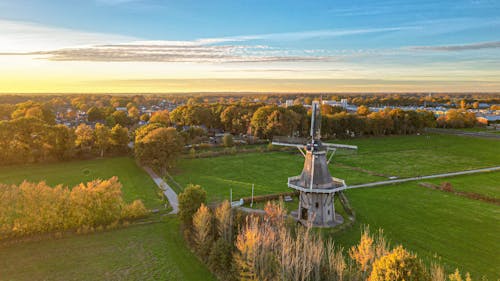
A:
0;0;499;93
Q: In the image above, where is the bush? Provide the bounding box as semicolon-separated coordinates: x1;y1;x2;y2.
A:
369;246;429;281
223;134;234;147
121;199;148;220
178;184;207;228
0;177;147;239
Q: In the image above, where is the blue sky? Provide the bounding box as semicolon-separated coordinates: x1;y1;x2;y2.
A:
0;0;499;92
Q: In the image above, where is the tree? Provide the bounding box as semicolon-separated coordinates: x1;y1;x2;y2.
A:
128;106;140;120
87;107;104;122
75;123;95;153
208;238;234;279
135;127;184;174
369;246;429;281
149;110;170;125
48;124;76;160
192;203;213;260
110;124;129;154
94;123;111;157
178;184;207;228
214;200;232;242
223;134;234;147
357;105;371;116
112;110;131;127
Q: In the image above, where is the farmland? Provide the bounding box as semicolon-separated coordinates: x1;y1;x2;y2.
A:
172;134;500;279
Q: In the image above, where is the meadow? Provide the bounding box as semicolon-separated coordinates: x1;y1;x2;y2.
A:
0;217;216;281
172;134;500;279
0;158;215;281
172;134;500;201
0;157;163;209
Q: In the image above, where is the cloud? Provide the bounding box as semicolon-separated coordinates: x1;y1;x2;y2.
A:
223;26;419;42
12;44;330;63
0;19;416;64
408;41;500;51
0;19;135;53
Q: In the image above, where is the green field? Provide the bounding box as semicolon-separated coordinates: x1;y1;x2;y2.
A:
0;157;163;209
0;217;216;281
173;134;500;201
172;134;500;279
330;181;500;279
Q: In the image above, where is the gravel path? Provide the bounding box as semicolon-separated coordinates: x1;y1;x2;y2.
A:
143;167;179;214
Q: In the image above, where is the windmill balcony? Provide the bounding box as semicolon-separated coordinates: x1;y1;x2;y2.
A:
287;176;347;193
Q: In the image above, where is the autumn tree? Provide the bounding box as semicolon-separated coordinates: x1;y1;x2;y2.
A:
110;124;129;154
214;200;232;242
149;110;170;125
94;123;111;157
369;246;429;281
357;105;371;116
87;106;104;122
134;127;184;174
193;204;213;260
75;123;95;154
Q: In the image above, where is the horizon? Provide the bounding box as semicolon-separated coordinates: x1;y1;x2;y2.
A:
1;0;500;93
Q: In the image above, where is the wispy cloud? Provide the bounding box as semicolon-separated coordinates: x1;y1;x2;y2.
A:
4;43;331;63
408;41;500;51
0;19;135;52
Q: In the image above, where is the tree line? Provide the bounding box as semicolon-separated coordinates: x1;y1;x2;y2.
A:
0;118;130;165
0;177;147;239
0;98;482;168
177;185;480;281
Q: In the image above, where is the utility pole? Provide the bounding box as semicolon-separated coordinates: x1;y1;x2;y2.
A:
250;184;254;207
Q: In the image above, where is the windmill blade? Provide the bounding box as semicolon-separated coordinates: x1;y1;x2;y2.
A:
271;142;304;148
322;143;358;150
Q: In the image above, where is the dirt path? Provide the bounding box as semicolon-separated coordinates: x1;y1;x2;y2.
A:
143;167;179;214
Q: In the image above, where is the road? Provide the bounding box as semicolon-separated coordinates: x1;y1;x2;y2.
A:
143;167;179;214
346;166;500;189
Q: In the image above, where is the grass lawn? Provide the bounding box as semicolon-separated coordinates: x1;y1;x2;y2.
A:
0;217;216;281
173;151;383;202
0;157;163;209
173;134;499;202
329;134;500;178
327;182;500;280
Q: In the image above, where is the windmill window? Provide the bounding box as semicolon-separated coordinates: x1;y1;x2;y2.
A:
315;202;319;208
328;210;330;215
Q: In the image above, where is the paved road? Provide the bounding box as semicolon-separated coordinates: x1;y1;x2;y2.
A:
143;167;179;214
347;166;500;189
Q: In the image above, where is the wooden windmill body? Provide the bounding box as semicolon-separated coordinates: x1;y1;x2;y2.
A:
272;102;357;227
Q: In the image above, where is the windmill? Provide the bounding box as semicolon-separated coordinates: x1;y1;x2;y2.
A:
272;102;358;227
